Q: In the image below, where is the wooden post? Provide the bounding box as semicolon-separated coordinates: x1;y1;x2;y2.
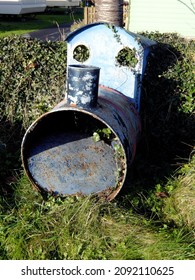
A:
84;7;96;25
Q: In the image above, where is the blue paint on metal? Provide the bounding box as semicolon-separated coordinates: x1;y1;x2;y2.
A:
26;132;118;195
21;85;141;200
66;22;156;111
21;23;155;200
67;64;100;108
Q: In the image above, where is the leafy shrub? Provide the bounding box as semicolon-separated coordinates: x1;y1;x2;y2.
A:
142;32;195;114
116;47;138;68
0;36;67;128
119;33;195;225
136;33;195;181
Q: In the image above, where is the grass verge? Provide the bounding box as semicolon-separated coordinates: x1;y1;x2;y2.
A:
0;8;83;37
0;165;194;260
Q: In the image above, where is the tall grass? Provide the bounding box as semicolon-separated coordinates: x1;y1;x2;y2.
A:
163;153;195;232
0;155;194;260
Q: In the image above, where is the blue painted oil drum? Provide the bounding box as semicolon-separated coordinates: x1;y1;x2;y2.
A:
21;67;141;201
21;21;156;200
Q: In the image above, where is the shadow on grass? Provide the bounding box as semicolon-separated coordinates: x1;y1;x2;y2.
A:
118;41;194;200
0;119;24;203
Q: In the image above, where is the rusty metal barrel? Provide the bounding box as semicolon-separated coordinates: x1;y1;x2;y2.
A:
21;65;141;201
21;22;156;200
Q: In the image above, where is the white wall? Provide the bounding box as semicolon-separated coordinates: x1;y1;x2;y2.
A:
45;0;80;7
128;0;195;38
0;0;46;14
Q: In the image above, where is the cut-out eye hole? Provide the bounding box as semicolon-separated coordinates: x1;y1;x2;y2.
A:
116;47;138;68
73;45;90;62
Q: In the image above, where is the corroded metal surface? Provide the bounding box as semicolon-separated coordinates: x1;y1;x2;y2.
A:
27;133;117;196
21;86;141;200
67;65;100;108
21;23;154;200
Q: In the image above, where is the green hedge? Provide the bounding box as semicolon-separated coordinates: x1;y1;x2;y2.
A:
138;33;194;179
0;34;194;127
142;32;194;114
0;36;67;128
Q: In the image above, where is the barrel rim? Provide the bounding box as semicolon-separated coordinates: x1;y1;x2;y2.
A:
68;64;101;71
21;108;127;201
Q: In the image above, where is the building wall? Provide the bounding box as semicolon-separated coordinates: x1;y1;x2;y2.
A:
128;0;195;38
45;0;81;7
0;0;46;14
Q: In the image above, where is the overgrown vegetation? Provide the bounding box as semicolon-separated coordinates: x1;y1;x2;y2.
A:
0;31;194;259
116;47;138;68
0;36;67;128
